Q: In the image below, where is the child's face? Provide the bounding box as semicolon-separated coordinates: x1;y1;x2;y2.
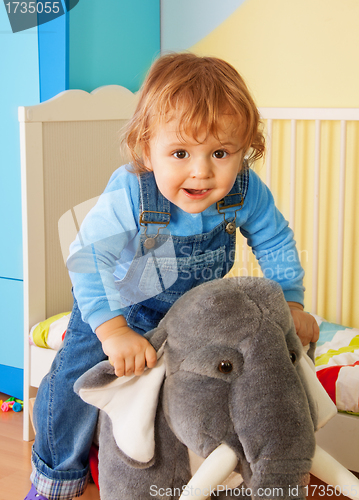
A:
143;115;245;214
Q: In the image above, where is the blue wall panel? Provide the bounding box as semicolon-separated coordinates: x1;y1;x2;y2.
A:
0;6;39;392
68;0;160;93
161;0;244;52
0;278;23;370
0;9;39;280
38;12;68;102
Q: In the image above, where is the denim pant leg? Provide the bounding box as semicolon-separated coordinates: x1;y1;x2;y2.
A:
31;298;107;500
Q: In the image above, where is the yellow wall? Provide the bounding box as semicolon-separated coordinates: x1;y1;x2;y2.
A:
191;0;359;108
191;0;359;327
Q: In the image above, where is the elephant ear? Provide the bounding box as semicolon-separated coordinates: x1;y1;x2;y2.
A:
74;327;167;465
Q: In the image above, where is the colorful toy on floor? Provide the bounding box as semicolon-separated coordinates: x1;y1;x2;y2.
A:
0;397;23;412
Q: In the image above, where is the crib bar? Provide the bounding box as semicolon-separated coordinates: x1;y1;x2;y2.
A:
242;238;248;273
257;108;359;323
289;120;297;230
265;118;272;189
311;120;321;315
336;121;347;324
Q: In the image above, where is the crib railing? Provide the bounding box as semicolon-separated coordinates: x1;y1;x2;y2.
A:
231;108;359;328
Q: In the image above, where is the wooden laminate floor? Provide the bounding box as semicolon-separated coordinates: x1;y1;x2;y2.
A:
0;392;357;500
0;393;99;500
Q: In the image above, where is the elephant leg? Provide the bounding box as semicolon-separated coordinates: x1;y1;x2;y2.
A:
98;409;192;500
153;409;193;498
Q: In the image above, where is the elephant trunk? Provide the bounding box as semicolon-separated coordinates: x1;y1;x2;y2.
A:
229;324;316;497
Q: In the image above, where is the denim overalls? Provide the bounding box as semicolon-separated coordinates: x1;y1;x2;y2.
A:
31;170;249;499
121;170;248;334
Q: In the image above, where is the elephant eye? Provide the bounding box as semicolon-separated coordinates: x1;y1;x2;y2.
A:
218;360;233;374
289;351;297;363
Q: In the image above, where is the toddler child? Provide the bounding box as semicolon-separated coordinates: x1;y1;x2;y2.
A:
26;52;319;500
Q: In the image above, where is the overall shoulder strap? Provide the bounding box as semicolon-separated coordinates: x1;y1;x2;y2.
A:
219;165;250;212
137;172;171;225
237;166;250;200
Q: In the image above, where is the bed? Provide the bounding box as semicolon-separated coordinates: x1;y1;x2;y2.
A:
19;88;359;474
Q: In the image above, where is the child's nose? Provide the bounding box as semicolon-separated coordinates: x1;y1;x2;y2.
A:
190;158;212;178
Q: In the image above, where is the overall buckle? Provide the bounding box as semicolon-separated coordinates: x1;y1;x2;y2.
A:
216;194;243;234
139;211;171;249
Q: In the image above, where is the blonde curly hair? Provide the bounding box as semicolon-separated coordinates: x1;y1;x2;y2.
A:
123;53;265;174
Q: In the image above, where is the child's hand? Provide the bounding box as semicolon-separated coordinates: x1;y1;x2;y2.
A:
287;302;320;346
96;316;157;377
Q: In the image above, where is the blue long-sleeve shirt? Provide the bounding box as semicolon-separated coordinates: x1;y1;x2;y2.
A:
68;165;304;331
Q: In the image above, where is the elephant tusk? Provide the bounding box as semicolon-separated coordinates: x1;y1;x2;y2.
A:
311;445;359;500
179;443;238;499
181;443;359;500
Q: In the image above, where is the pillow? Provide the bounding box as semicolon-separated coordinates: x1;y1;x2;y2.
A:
29;312;71;351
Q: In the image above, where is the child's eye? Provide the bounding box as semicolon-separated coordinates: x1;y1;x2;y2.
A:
173;150;189;159
213;150;228;159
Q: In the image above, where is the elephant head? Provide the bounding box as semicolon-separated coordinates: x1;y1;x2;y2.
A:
75;277;359;500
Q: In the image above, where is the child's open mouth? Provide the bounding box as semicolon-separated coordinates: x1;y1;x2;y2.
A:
183;188;210;195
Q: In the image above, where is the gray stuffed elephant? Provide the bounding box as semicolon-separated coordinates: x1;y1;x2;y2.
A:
75;277;357;500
